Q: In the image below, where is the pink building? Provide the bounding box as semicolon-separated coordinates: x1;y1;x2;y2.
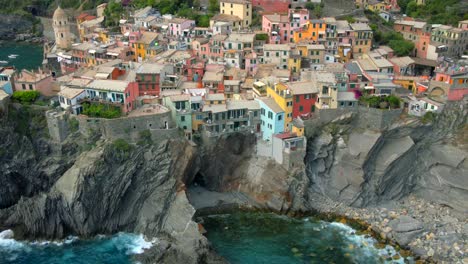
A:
245;51;259;75
168;18;195;37
14;69;55;96
431;65;468;101
262;9;309;44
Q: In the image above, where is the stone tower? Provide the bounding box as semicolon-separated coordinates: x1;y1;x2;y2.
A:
53;6;72;50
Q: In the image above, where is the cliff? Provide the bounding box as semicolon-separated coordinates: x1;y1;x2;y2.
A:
0;99;466;263
302;100;468;213
0;104;223;263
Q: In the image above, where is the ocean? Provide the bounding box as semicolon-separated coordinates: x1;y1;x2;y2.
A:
0;42;44;71
203;212;413;264
0;231;156;264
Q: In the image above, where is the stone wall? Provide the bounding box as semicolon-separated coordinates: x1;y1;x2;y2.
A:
314;106;402;131
0;92;9;117
46;110;69;142
356;106;403;131
77;111;179;142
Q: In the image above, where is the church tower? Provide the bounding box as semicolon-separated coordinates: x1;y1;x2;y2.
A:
53;6;72;50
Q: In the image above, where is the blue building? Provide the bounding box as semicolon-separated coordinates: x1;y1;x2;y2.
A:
256;97;285;141
0;68;15;95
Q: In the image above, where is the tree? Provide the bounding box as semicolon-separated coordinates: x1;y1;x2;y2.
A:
193;0;201;10
208;0;219;14
389;39;415;56
305;2;315;11
104;0;124;27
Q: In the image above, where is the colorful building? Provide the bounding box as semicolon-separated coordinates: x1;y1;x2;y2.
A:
84;80;138;113
349;23;373;54
163;94;193;135
136;63;174;97
293;19;326;43
429;65;468;101
287;81;318;119
130;31;159;62
220;0;252;28
266;83;293;130
14;69;55;96
393;19;431;59
262;9;309;44
256;97;285;141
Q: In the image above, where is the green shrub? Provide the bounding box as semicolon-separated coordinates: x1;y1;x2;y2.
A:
255;33;268;41
385;95;401;108
421;112;436;124
82;102;121;119
12;91;40;104
69;117;79;132
112;139;133;153
137;129;153;146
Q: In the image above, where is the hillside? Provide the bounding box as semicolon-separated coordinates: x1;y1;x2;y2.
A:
398;0;468;26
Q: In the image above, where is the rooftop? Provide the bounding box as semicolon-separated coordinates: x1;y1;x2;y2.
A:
337;91;357;101
226;32;256;43
288;81;319;95
128;104;170;117
137;63;168;74
59;87;85;99
205;93;226;101
87;80;129;92
227;99;260;110
202;103;227;113
257;97;284;113
350;23;371;31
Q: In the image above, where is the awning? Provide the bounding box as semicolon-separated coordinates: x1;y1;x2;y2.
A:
106;52;119;56
364;86;375;90
88;49;96;54
161;25;168;29
119;19;127;24
253;81;265;86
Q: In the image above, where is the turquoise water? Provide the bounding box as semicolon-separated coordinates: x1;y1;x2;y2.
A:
0;232;155;264
0;42;43;70
203;212;412;264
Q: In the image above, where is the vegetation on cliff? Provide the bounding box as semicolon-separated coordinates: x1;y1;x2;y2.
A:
398;0;468;26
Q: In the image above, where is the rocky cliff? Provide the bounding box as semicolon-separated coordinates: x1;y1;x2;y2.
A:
302;100;467;213
0;104;222;263
0;14;42;41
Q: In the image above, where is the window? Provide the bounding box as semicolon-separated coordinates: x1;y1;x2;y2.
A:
181;116;185;122
29;84;33;90
299;106;303;112
278;115;282;121
296;95;300;102
305;94;311;100
22;84;26;90
268;111;273;119
261;108;265;115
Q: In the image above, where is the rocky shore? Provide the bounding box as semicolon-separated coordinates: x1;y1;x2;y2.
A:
304;193;467;263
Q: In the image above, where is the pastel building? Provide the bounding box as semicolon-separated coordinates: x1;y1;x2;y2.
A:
163;94;193;137
168;18;196;37
84;80;138;113
429;65;468;101
256;97;285;141
349;23;373;54
220;0;252;28
266;83;293;130
58;87;86;114
136;63;174;97
393;19;431;59
14;69;55;96
262;9;309;44
0;68;15;95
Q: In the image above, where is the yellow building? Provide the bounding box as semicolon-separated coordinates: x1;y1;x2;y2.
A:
220;0;252;28
291;119;305;137
133;32;159;61
293;20;326;43
366;0;387;12
204;93;226;105
350;23;373;54
393;77;420;93
267;83;293;131
296;44;326;64
192;112;206;132
288;55;301;74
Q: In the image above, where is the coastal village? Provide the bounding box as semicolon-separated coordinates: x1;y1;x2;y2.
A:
0;0;467;170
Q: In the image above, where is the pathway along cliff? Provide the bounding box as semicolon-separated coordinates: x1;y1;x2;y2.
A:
0;99;467;263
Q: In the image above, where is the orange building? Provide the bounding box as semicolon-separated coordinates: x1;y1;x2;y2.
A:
293;19;326;43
